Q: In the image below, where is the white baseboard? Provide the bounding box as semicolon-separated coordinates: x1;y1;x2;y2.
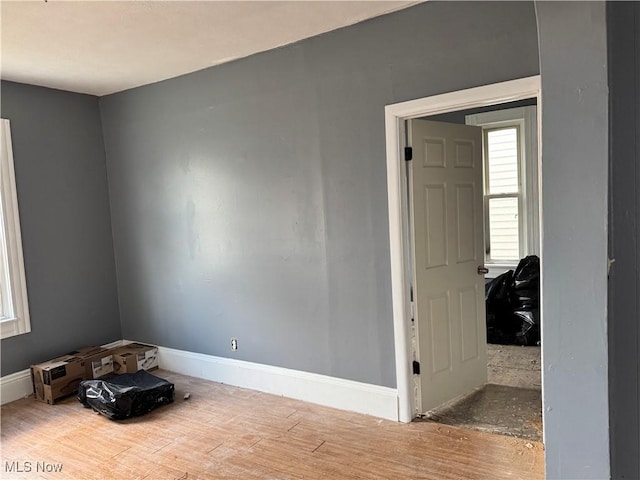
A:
0;369;32;405
0;339;127;405
101;339;125;349
153;343;399;421
2;339;399;421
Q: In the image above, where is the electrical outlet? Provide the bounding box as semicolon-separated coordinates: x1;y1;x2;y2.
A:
231;338;238;351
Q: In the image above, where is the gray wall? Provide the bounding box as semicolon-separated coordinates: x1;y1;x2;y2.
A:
0;81;121;375
608;2;640;479
100;1;539;388
0;1;620;476
535;2;610;479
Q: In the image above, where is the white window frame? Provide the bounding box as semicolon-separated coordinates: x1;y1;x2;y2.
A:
0;119;31;339
466;106;539;277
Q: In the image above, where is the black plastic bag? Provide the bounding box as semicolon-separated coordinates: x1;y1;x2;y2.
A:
486;270;514;318
78;370;174;420
486;270;518;344
512;255;540;293
511;255;540;345
513;310;538;346
485;255;540;346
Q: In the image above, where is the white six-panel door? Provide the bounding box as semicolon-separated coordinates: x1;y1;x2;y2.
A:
409;119;487;413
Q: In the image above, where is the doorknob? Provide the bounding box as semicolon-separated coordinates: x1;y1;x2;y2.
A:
477;266;489;275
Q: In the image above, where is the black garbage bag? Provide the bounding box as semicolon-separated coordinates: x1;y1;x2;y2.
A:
486;270;518;344
512;255;540;292
513;310;539;346
486;270;513;315
78;370;174;420
485;255;540;346
511;255;540;345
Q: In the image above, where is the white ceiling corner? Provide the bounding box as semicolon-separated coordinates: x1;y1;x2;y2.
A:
1;1;419;96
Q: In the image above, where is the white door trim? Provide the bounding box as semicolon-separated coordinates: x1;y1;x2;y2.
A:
384;76;542;423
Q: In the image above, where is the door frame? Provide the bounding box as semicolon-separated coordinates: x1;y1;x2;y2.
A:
384;76;542;423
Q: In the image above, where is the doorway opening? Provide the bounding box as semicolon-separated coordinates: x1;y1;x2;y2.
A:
417;101;541;441
384;76;543;442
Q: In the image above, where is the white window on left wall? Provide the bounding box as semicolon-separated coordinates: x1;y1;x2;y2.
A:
0;119;31;339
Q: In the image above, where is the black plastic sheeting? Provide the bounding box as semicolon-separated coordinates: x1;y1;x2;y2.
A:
78;370;174;420
485;255;540;346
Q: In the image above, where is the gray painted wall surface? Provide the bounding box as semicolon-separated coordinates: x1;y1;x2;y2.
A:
0;81;121;376
100;1;539;388
535;2;610;479
608;2;640;478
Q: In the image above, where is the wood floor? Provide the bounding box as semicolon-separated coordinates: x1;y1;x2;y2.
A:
1;370;544;479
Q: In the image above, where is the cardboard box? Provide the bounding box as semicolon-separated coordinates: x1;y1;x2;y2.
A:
31;353;86;404
112;343;159;374
79;347;114;379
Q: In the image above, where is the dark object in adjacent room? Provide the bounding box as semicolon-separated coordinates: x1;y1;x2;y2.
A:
78;370;174;420
485;255;540;346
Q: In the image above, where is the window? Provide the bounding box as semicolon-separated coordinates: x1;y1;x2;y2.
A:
0;119;31;339
466;106;538;276
485;127;521;262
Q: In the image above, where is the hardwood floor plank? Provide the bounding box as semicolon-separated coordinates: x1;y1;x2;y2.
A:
1;370;544;479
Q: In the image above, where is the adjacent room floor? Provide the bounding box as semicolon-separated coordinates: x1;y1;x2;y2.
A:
1;369;543;479
423;345;543;442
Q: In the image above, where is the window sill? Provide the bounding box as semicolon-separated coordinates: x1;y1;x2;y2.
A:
0;317;31;340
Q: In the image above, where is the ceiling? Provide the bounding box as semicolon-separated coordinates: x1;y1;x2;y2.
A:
1;1;418;97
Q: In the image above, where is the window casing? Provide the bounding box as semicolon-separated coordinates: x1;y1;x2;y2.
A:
466;106;539;277
0;119;31;339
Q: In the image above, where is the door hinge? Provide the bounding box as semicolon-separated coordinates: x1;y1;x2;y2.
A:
404;146;413;161
412;360;420;375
